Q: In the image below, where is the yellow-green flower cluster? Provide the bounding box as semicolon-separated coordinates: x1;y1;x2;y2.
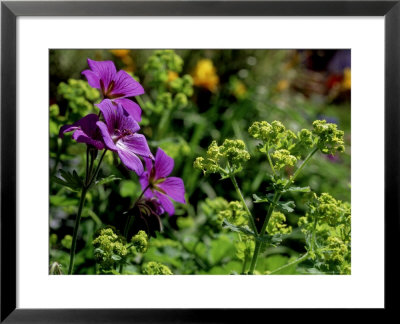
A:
58;79;100;114
218;201;248;227
310;193;344;226
235;237;255;261
93;227;128;271
144;49;184;81
266;211;292;235
194;139;250;175
312;120;345;155
200;197;230;228
248;121;285;145
298;129;314;148
131;230;149;254
142;261;173;275
271;149;297;170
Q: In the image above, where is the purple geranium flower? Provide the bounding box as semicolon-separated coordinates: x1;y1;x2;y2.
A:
82;58;144;121
96;99;153;176
139;148;186;216
59;114;104;150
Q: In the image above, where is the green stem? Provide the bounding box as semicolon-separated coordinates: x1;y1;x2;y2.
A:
241;252;249;275
286;147;318;188
87;149;107;188
265;143;276;176
248;192;280;274
68;187;87;275
268;252;309;275
229;174;258;235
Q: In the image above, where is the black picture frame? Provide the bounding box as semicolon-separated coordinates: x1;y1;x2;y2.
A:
1;0;398;322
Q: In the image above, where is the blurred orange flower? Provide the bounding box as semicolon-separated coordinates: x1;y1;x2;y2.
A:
110;49;130;58
341;68;351;90
192;59;219;92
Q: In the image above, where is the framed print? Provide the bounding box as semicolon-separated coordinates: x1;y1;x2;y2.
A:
1;0;398;322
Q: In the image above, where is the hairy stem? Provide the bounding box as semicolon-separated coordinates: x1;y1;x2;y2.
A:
68;187;87;275
268;252;309;275
265;143;276;176
230;174;258;235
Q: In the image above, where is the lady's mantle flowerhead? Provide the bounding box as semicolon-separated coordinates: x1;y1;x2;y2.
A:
59;113;104;150
82;58;144;121
96;99;153;176
139;148;186;216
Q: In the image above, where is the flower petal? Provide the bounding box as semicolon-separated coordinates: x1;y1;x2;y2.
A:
72;129;104;150
112;70;145;97
59;124;78;138
96;121;117;151
158;177;186;204
117;149;144;175
154;148;174;179
139;172;153;199
81;69;100;89
114;98;142;122
87;59;116;91
155;192;175;216
118;134;153;160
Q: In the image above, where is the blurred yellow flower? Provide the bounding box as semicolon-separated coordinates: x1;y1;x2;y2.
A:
110;49;130;58
192;59;219;92
168;71;179;82
342;68;351;90
276;79;289;92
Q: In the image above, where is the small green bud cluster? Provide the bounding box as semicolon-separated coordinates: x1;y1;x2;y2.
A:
92;227;128;271
144;49;184;77
218;201;248;227
298;129;314;148
200;197;230;229
194;139;250;175
49;233;58;247
312;120;345;154
144;50;193;113
248;121;285;145
58;79;100;114
235;237;255;261
266;211;292;235
131;230;149;254
298;193;351;274
142;261;173;275
61;234;73;250
271;149;297;170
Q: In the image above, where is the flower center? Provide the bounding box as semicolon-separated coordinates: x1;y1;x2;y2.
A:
113;128;133;142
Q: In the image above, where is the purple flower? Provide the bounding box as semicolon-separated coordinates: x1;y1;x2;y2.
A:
139;148;186;216
59;114;104;150
82;58;144;121
96;99;153;176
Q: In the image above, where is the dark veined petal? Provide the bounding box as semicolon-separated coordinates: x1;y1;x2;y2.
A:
96;121;118;151
87;59;116;92
142;156;153;173
59;124;78;138
158;177;186;204
72;129;104;150
112;70;145;97
76;114;100;138
114;98;142;122
117;149;144;176
81;69;100;89
118;134;153;160
154;148;174;179
96;100;140;134
155;192;175;216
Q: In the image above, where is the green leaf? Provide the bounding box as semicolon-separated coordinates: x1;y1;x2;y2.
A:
222;219;256;237
253;193;274;204
281;186;311;193
52;169;83;191
276;201;295;213
94;175;121;187
111;254;122;261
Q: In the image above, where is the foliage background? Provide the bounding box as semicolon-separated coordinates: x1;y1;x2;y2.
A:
49;49;351;274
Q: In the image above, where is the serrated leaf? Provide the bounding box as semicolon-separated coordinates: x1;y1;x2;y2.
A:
53;169;83;191
222;219;256;237
253;193;274;204
95;175;121;186
276;201;295;213
281;186;311;193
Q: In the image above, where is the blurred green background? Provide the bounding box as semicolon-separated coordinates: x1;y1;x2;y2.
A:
49;49;350;274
